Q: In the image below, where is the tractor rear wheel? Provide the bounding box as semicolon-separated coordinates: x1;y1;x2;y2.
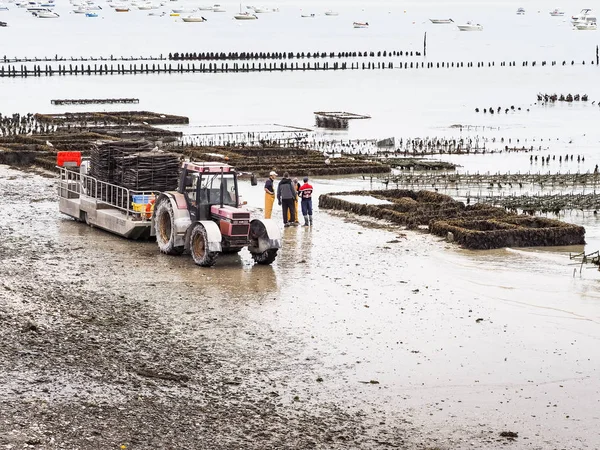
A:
251;248;278;265
190;223;218;267
154;198;184;255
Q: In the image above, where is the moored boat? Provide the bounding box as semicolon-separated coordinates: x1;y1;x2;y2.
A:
234;11;257;19
549;8;564;16
457;21;483;31
353;21;368;28
324;10;338;16
85;11;97;16
35;9;59;17
516;7;525;15
430;18;453;24
574;20;597;30
182;15;207;22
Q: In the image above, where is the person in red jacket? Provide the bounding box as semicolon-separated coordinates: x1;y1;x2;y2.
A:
298;176;314;226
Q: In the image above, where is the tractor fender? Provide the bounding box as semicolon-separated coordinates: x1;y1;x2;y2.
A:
153;193;191;247
185;220;222;253
248;218;282;254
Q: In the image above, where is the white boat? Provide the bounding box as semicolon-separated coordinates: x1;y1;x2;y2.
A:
198;5;212;10
212;3;225;12
571;9;593;24
324;10;338;16
35;9;58;17
252;6;270;13
72;6;88;12
182;15;206;21
300;13;315;18
0;4;8;9
353;21;368;28
575;21;597;30
516;7;525;15
234;11;257;19
137;3;153;10
457;21;483;31
549;8;564;16
171;8;195;13
85;11;97;16
429;18;453;24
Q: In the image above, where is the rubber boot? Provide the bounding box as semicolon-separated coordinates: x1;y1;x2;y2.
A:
309;215;313;226
303;215;309;226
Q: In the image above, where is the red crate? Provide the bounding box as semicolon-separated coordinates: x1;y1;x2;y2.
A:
57;151;82;167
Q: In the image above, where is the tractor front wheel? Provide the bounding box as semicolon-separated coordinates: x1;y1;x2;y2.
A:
190;223;218;267
154;198;184;255
251;248;278;265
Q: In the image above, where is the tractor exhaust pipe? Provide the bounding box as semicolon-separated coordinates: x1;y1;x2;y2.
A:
219;167;224;208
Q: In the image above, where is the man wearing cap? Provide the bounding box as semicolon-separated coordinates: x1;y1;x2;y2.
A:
264;171;277;219
277;172;298;227
298;176;314;226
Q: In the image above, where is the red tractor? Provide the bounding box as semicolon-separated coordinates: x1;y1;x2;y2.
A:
152;162;281;267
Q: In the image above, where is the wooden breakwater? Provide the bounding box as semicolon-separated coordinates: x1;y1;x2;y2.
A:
167;50;420;60
0;59;597;78
51;98;140;105
0;50;420;64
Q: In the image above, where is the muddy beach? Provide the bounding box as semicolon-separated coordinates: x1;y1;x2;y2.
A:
1;164;599;450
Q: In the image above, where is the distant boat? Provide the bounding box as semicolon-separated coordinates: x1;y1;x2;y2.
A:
35;9;59;17
114;6;129;11
0;20;7;26
575;20;597;30
212;3;225;12
516;7;525;15
457;21;483;31
429;18;453;24
301;13;315;18
0;5;8;10
324;10;338;16
85;11;97;16
234;11;257;19
172;8;195;13
198;5;212;10
182;15;206;21
353;21;368;28
549;8;564;16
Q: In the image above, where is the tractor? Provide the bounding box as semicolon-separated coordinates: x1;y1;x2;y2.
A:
152;162;281;267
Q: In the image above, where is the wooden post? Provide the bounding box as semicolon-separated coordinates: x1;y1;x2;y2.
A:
424;32;427;57
597;45;599;65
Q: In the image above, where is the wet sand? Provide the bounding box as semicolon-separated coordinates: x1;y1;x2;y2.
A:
1;164;599;449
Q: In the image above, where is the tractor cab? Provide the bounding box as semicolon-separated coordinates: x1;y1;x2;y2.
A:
180;162;241;222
